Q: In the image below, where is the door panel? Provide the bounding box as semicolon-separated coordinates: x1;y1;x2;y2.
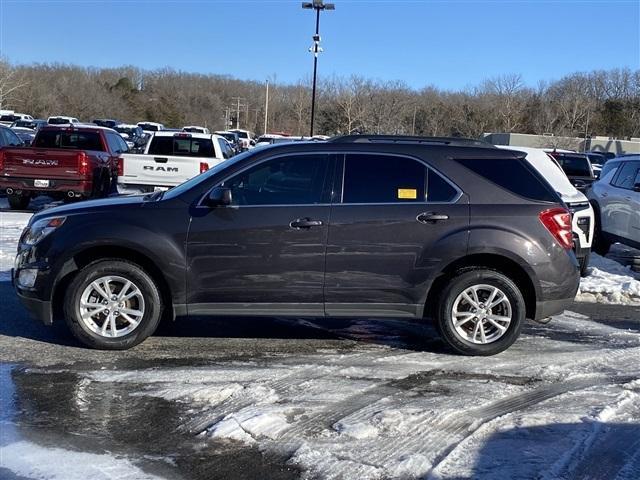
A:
324;202;469;316
186;153;332;315
324;153;469;317
187;205;329;312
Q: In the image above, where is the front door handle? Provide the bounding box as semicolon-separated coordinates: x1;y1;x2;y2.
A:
417;212;449;224
290;218;323;229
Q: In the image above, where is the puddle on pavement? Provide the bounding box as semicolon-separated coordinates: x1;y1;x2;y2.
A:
0;364;299;480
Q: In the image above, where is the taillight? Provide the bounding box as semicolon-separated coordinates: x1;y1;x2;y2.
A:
77;152;89;176
539;208;573;249
0;150;4;171
199;162;209;174
117;157;124;176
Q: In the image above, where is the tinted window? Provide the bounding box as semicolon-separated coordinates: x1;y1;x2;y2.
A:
428;169;458;202
553;155;592;176
147;136;215;157
456;157;558;202
222;154;327;206
343;154;426;203
34;130;104;151
1;128;22;146
600;161;620;180
612;161;640;190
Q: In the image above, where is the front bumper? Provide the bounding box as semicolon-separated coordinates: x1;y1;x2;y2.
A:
12;268;54;325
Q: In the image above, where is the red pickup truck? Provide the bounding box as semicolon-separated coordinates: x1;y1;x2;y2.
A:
0;125;127;209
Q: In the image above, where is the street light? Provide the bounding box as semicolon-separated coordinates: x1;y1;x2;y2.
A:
302;0;334;137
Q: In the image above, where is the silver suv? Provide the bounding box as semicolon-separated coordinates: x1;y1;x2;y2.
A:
587;155;640;255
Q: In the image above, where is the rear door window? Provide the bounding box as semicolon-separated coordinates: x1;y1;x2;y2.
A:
341;154;457;203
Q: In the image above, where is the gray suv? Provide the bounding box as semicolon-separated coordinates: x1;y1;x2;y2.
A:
13;135;580;355
588;155;640;254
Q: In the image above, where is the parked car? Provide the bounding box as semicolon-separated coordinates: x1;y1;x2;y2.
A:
0;125;125;209
0;112;34;126
137;122;165;133
584;151;608;178
10;119;48;131
92;119;121;129
11;127;37;146
546;150;595;192
497;146;594;276
182;126;210;134
113;124;148;152
13;135;580;354
117;131;233;193
0;124;25;148
587;155;640;255
48;116;80;125
229;128;255;151
214;131;242;153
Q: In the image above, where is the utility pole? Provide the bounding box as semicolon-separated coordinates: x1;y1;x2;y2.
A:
302;1;335;137
264;80;269;135
231;96;245;129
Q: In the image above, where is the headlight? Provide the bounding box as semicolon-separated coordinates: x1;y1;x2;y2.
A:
22;217;66;245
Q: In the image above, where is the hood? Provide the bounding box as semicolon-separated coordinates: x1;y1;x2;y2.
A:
32;194;147;221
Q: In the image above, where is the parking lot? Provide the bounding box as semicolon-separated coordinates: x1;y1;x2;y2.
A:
1;202;640;480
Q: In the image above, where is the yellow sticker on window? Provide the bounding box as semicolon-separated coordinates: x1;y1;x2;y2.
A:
397;188;417;199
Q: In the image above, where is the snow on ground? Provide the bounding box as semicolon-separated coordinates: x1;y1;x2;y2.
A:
82;312;640;480
577;252;640;305
0;211;32;281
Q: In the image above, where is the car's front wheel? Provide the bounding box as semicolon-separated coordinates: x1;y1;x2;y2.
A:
63;260;163;349
436;269;525;356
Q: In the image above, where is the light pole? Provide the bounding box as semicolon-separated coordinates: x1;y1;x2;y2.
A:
264;79;269;135
302;0;334;137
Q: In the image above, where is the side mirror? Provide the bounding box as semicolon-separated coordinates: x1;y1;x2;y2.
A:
633;182;640;193
206;187;232;206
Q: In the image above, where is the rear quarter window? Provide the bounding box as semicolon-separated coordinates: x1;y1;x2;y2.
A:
456;157;558;202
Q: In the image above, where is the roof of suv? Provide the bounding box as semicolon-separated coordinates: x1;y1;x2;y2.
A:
328;135;493;148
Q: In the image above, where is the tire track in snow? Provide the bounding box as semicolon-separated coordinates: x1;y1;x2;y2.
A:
181;349;399;435
423;375;640;478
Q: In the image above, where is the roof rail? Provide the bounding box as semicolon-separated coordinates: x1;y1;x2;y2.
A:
327;135;492;147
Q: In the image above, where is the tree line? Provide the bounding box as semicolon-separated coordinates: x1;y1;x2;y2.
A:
1;60;638;139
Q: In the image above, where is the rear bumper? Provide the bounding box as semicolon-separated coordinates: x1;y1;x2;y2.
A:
0;176;93;195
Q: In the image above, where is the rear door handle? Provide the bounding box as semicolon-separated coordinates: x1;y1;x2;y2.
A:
601;192;608;197
290;218;323;229
417;212;449;224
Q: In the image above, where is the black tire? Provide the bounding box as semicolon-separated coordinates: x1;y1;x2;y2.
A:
8;194;30;210
579;252;590;277
63;259;163;349
593;225;611;256
591;203;611;256
436;269;526;356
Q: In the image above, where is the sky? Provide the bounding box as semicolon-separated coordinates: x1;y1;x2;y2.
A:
0;0;638;91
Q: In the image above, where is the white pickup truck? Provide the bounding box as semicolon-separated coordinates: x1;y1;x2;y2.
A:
117;131;235;193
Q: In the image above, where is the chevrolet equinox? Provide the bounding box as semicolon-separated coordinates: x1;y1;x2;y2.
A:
13;136;580;355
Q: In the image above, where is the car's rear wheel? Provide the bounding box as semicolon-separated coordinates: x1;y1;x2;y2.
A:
8;194;30;210
436;269;525;356
63;259;163;349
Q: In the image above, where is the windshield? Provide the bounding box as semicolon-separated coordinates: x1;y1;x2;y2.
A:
48;117;74;125
0;115;17;122
139;124;160;131
163;149;255;200
555;155;592;177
